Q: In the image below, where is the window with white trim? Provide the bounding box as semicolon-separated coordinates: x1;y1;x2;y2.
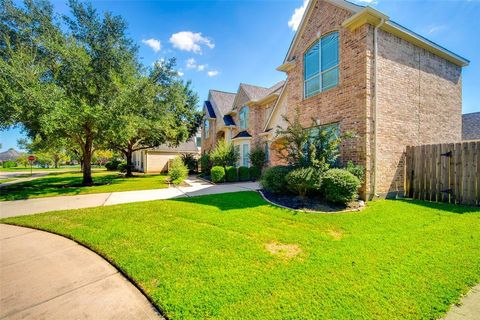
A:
239;106;249;130
242;143;250;167
304;31;339;98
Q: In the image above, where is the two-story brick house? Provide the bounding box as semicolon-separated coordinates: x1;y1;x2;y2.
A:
202;0;469;199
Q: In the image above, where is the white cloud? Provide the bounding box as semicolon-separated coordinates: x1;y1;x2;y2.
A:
207;70;219;77
177;71;184;77
169;31;214;54
427;25;446;35
288;0;309;31
142;38;161;52
186;58;208;72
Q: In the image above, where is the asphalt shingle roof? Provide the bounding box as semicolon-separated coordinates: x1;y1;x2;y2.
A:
232;131;252;139
462;112;480;141
223;115;235;126
204;101;216;118
209;90;236;115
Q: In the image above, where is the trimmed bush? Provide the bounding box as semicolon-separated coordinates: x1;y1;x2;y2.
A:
286;167;322;198
199;153;212;174
238;166;250;181
117;161;128;173
2;160;17;168
181;153;198;174
225;166;238;182
249;146;266;169
105;159;121;171
210;141;239;167
260;166;292;194
169;157;189;185
249;166;261;181
345;160;365;182
211;166;225;183
323;169;361;204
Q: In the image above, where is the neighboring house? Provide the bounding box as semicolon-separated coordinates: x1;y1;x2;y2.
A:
202;0;468;199
132;134;201;173
462;112;480;141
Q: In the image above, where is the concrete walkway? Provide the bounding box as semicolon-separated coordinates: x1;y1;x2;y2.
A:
0;224;162;319
0;177;260;218
443;284;480;320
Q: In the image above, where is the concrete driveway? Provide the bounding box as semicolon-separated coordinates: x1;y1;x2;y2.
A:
0;224;162;319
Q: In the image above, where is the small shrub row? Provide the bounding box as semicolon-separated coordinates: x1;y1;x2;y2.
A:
2;161;17;168
105;159;122;171
210;165;261;183
261;165;361;205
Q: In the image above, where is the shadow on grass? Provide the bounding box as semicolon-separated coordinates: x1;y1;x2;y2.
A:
170;191;267;212
0;172;124;201
398;198;480;214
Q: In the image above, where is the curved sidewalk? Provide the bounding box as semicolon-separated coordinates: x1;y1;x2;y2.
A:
0;224;162;319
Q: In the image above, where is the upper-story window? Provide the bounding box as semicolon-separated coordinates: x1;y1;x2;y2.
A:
239;106;249;130
204;119;210;139
304;31;339;99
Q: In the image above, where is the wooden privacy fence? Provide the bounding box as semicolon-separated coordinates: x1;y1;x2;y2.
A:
405;141;479;206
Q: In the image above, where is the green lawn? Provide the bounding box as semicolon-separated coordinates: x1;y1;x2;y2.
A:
0;178;16;184
0;171;169;201
0;165;83;172
2;192;479;319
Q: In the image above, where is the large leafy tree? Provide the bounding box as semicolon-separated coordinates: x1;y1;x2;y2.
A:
1;0;138;185
107;59;202;177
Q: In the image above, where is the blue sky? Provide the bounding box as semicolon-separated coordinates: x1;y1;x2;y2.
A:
1;0;479;152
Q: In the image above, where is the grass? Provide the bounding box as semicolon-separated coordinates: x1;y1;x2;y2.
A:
2;192;479;319
0;171;169;201
0;165;83;172
0;178;16;184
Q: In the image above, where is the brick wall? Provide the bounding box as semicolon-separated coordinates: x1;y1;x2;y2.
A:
375;29;462;196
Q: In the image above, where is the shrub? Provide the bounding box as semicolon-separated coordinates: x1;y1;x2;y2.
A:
210;140;239;167
117;161;128;173
181;153;198;174
199;153;212;174
286;167;322;198
249;146;266;169
260;166;292;194
323;169;361;204
169;157;189;185
238;166;250;181
249;166;261;181
2;160;17;168
105;159;121;171
225;166;238;182
211;166;225;183
345;160;365;182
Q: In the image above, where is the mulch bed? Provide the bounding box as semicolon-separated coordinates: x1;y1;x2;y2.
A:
260;189;363;213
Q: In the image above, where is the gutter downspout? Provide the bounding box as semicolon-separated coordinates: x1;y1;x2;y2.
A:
372;17;386;199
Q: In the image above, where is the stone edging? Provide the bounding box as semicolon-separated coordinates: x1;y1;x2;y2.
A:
257;190;365;214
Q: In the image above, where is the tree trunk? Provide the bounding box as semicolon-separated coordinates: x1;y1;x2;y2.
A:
54;155;59;168
125;147;133;177
82;136;94;186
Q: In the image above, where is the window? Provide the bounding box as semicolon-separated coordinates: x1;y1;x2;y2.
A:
235;145;241;166
304;32;339;98
264;142;270;163
195;136;202;148
239;106;249;130
242;143;250;167
204;119;210;139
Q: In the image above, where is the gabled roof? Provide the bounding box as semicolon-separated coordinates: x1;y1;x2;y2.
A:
462;112;480;141
204;101;216;118
232;131;252;139
280;0;468;69
150;138;199;153
209;90;236;115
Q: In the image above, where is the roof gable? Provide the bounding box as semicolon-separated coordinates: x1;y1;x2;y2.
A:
462;112;480;141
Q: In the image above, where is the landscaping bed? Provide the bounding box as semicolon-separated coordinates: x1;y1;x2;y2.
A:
2;192;479;319
260;189;363;212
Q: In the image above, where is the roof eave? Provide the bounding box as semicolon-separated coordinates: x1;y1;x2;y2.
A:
342;7;469;67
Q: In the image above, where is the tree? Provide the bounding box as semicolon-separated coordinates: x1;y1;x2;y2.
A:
210;140;239;168
106;59;202;177
1;0;138;185
19;136;68;168
275;109;354;170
